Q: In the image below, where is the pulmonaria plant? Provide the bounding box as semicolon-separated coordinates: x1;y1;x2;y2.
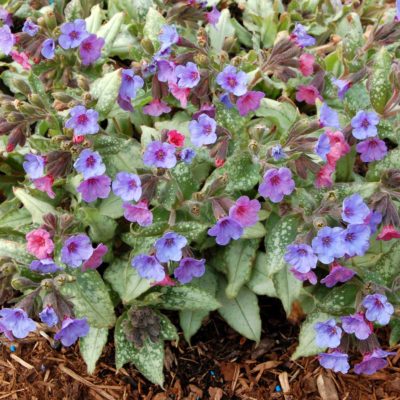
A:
1;0;400;387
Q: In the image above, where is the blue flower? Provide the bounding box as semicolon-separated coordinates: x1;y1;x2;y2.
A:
155;232;187;263
341;313;372;340
351;110;379;139
208;217;243;246
174;257;206;284
74;149;105;179
319;103;340;129
0;308;36;339
61;234;93;268
29;258;61;274
291;23;316;47
341;224;370;257
216;65;248;96
54;317;89;346
314;319;342;348
23;154;45;179
189;114;217;147
284;244;317;273
58;19;89;49
22;19;39;37
342;194;370;225
319;351;350;373
39;305;58;327
362;294;394;326
315;133;331;161
180;148;196;164
65;105;99;136
175;62;200;89
131;254;165;281
312;227;344;264
143;141;177;169
158;25;179;52
41;38;56;59
271;145;286;161
112;172;142;202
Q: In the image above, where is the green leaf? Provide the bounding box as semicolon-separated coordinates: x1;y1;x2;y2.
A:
207;9;235;53
64;0;83;20
366;148;400;181
172;221;209;242
85;4;103;33
292;311;334;359
217;277;261;342
13;187;57;224
272;265;302;316
0;207;31;228
96;12;124;56
104;258;151;304
242;222;267;239
78;207;117;243
390;318;400;346
317;283;358;315
264;215;300;276
0;237;32;264
157;312;178;341
247;251;277;297
98;194;124;219
143;7;166;45
115;313;164;386
80;326;108;374
160;286;220;311
90;70;122;119
60;270;116;328
224;239;259;299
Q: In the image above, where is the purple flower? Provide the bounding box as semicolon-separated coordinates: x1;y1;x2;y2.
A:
79;34;104;65
65;105;99;136
291;23;316;47
157;60;176;83
341;313;372;340
39;305;58;327
332;78;351;100
77;174;111;203
0;308;36;339
320;265;356;288
216;65;248;96
229;196;260;228
119;69;144;99
220;92;234;109
155;232;187;263
365;211;382;234
143;141;177;169
54;317;89;346
0;7;13;27
342;194;370;225
82;243;108;271
341;224;371;257
356;138;387;162
354;349;395;375
143;99;171;116
117;95;133;112
208;217;243;246
180;148;196;164
74;149;106;179
158;25;179;52
284;244;317;273
314;319;342;348
362;294;394;326
29;258;61;274
290;269;317;284
131;254;165;281
236;91;265;116
312;227;344;264
258;167;295;203
174;257;206;284
319;351;350;373
271;145;286;160
61;234;93;268
206;6;221;26
351;111;379;139
319;103;340;129
22;19;39;36
189;114;217;147
41;38;55;59
123;200;153;226
315;133;331;161
58;19;89;49
175;62;200;88
0;25;15;55
112;172;141;202
23;154;45;179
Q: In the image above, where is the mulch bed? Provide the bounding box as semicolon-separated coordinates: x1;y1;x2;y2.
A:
1;299;400;400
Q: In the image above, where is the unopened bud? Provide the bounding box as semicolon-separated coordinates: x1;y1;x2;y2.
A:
29;94;47;109
193;53;208;68
11;78;31;96
141;38;154;55
11;276;39;290
76;75;90;91
248;140;259;153
313;217;327;230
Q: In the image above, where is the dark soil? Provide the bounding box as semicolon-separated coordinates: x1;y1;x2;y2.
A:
1;298;400;399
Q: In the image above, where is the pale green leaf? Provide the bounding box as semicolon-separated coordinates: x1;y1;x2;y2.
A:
80;326;108;374
247;251;277;297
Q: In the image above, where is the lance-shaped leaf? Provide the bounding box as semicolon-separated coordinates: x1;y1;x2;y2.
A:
0;237;33;264
60;270;116;328
96;12;124;56
80;326;108;374
247;251;277;297
217;277;261;343
143;7;166;46
78;207;117;243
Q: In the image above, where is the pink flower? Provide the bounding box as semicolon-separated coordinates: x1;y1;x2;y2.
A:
32;175;56;199
151;274;176;287
229;196;261;227
299;53;315;76
377;225;400;241
315;163;335;188
326;130;350;165
168;81;190;108
82;243;108;271
123;200;153;226
143;99;171;116
296;85;322;105
167;130;185;147
26;228;54;259
10;50;31;70
236;91;265;116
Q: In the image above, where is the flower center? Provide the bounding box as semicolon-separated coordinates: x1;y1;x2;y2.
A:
227;76;237;88
270;175;281;186
35;236;45;247
297;248;307;256
85;155;95;167
155;149;166;160
361;119;370;129
69;31;79;40
322;236;332;246
345;233;355;242
128;179;137;189
77;114;89;125
164;238;174;247
82;41;92;51
68;242;77;253
204;124;212;135
190;71;199;80
368;139;378;148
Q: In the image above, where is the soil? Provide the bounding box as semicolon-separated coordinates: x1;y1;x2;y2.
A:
1;298;400;400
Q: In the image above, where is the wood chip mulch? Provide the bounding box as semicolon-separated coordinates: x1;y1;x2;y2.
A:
1;299;400;400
